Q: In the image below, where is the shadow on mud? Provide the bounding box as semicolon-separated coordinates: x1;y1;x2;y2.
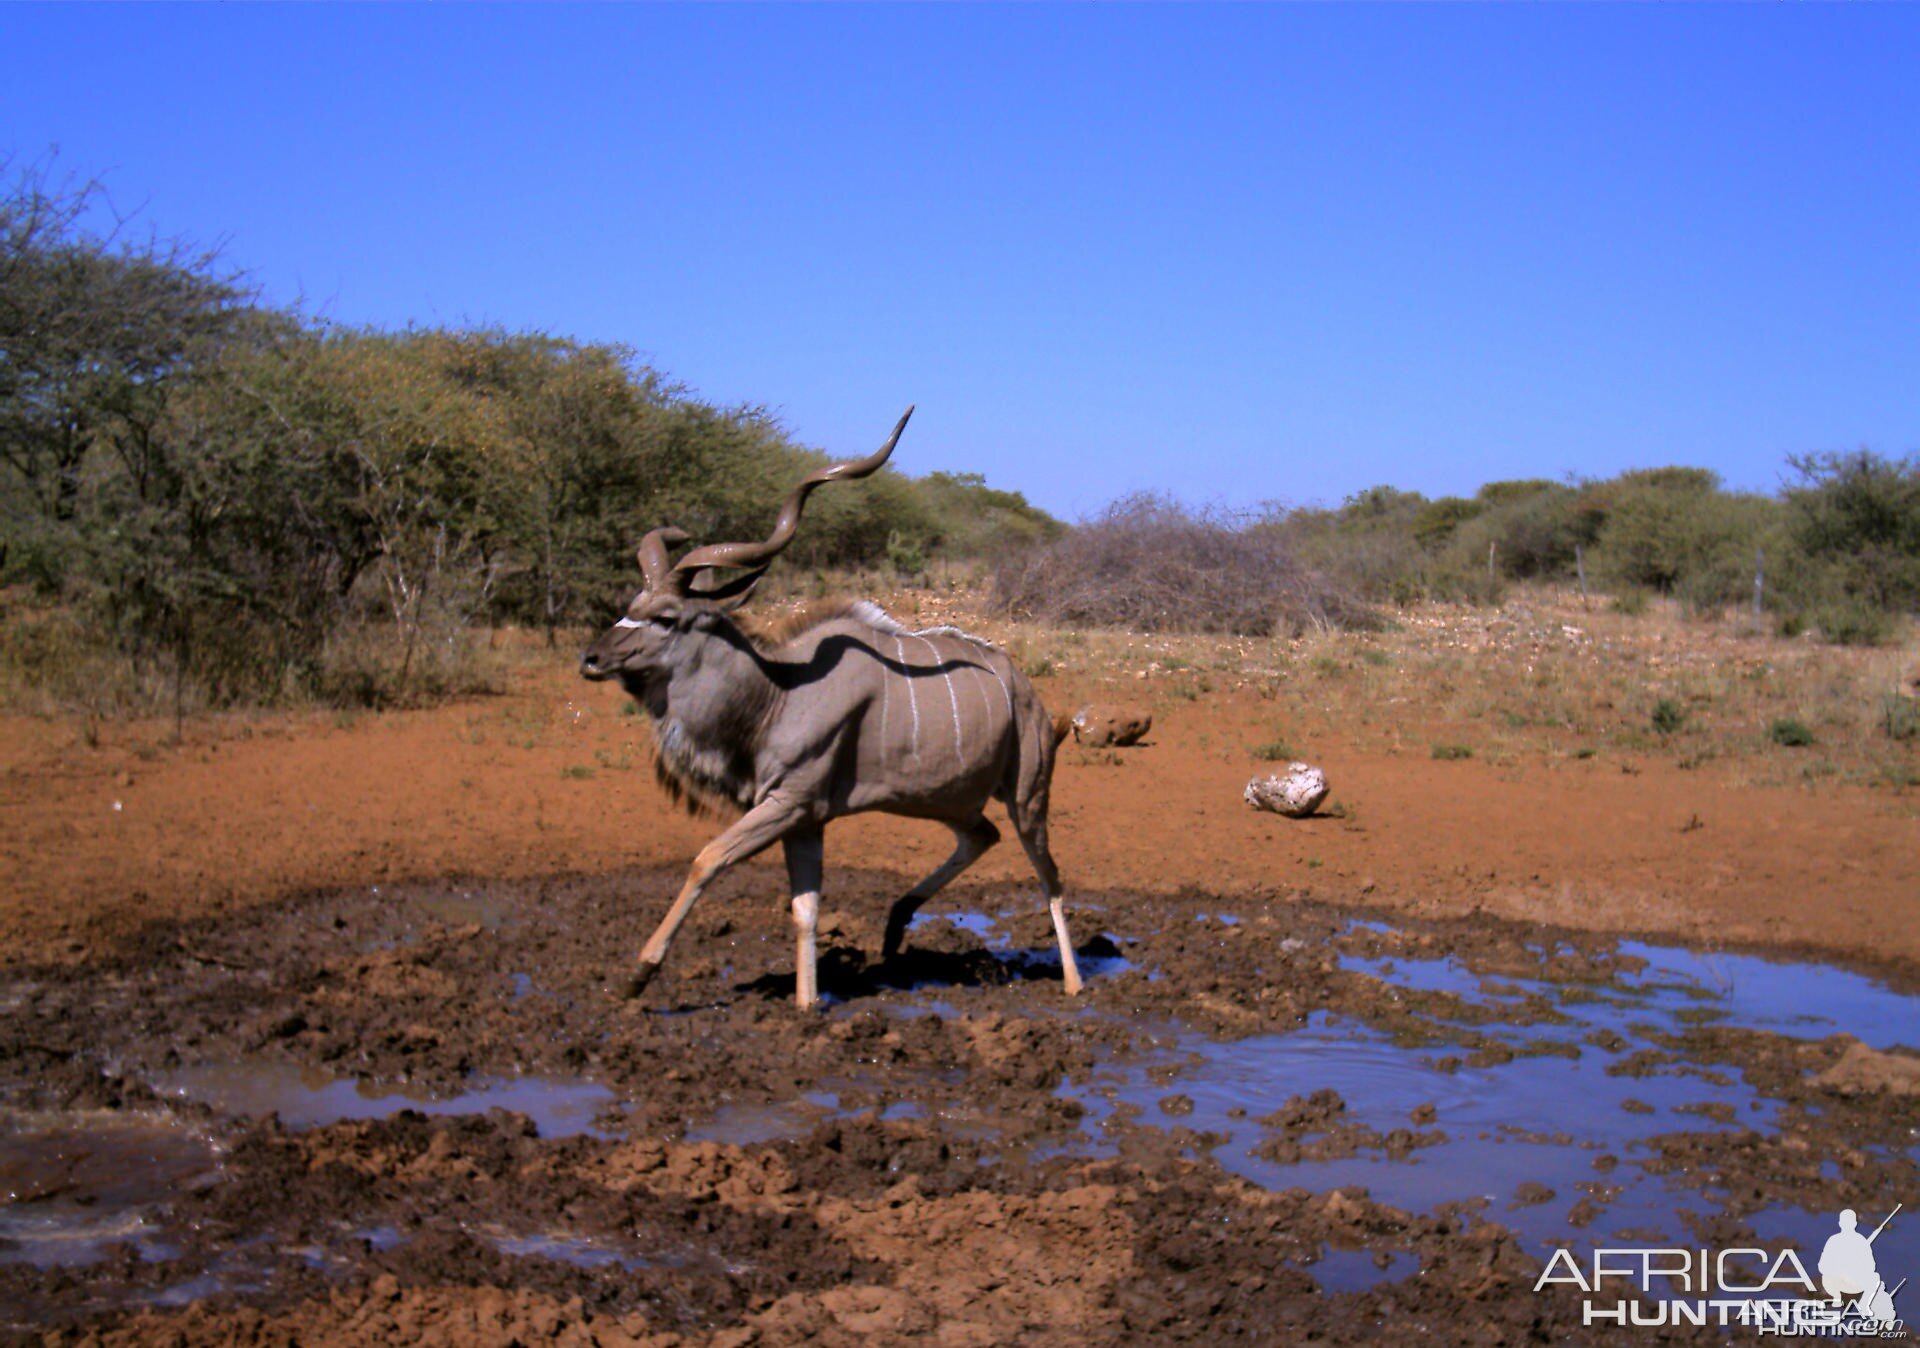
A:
730;933;1130;1005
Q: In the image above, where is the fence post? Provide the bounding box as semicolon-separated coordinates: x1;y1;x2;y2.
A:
1753;546;1764;619
1576;544;1589;609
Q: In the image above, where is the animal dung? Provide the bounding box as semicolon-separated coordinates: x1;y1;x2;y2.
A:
1069;705;1153;748
1245;763;1330;818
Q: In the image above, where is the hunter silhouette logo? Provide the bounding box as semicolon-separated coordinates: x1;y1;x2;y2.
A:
1820;1205;1904;1327
1534;1203;1908;1334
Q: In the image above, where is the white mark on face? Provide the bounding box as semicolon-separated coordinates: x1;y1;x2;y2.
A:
614;617;644;629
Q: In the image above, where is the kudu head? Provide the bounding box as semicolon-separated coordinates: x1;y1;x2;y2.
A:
579;407;914;692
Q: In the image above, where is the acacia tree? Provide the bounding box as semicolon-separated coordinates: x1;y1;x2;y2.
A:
1786;450;1920;613
0;159;248;551
0;159;272;717
418;331;684;643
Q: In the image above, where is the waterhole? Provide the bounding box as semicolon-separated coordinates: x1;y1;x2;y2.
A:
1061;928;1920;1288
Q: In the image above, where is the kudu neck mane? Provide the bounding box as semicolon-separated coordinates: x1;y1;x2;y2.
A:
637;596;998;818
736;597;996;653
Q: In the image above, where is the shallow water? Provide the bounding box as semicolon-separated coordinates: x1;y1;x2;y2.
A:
1060;931;1920;1273
155;1063;618;1139
1310;1246;1419;1294
686;1092;838;1146
409;888;515;931
1615;941;1920;1051
1347;938;1920;1052
493;1230;654;1272
0;1111;219;1268
0;1071;621;1282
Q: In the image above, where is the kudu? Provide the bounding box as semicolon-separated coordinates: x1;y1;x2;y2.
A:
580;408;1084;1009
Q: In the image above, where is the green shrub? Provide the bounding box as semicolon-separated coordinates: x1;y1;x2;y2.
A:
1810;600;1897;647
1885;695;1920;743
1252;741;1296;761
1768;718;1815;747
1785;450;1920;612
913;471;1064;558
1424;563;1508;607
1431;743;1474;760
1591;468;1776;606
1651;699;1687;735
1476;480;1590;578
1476;477;1568;507
885;529;928;581
1411;496;1481;550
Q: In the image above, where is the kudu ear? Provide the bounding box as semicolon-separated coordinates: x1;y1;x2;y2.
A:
686;565;767;612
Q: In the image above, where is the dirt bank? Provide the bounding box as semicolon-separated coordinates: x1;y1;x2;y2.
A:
2;657;1915;976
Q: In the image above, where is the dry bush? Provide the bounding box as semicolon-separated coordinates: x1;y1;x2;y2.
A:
989;495;1374;636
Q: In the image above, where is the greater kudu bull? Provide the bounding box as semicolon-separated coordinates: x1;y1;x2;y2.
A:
580;408;1083;1009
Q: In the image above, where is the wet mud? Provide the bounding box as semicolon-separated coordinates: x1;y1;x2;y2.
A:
2;866;1917;1344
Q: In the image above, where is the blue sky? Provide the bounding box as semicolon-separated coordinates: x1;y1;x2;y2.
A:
5;4;1916;520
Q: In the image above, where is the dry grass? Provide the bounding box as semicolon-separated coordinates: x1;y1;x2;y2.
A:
828;578;1918;792
15;567;1915;794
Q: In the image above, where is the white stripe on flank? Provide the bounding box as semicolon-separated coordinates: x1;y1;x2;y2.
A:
897;638;920;753
923;636;963;760
878;637;892;755
968;654;997;730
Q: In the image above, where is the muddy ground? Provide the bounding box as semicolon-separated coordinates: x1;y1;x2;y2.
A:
3;862;1918;1344
3;600;1919;1343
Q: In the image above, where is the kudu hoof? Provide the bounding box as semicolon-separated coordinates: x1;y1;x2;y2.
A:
620;961;661;1000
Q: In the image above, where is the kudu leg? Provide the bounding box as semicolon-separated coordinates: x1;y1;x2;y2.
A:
784;828;825;1011
1010;813;1083;996
626;797;805;999
881;817;1001;960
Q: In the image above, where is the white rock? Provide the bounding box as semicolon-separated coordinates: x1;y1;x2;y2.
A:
1244;763;1330;818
